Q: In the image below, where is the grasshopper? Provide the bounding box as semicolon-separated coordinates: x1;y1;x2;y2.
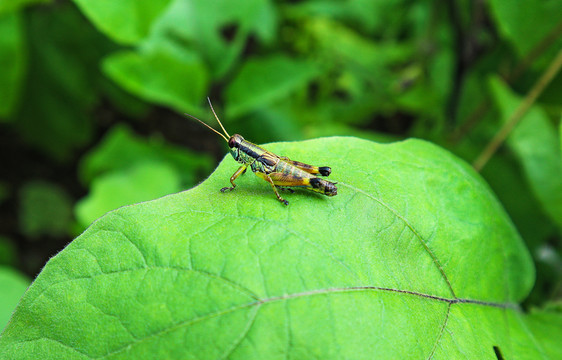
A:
186;98;337;205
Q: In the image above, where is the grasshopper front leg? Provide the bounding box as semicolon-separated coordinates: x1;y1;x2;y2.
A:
221;165;247;192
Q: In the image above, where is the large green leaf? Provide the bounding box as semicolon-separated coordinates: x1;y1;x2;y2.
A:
2;137;555;359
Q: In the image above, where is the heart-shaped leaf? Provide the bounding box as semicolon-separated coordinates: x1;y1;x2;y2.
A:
2;137;557;359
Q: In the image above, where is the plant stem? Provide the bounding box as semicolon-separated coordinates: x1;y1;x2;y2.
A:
473;48;562;172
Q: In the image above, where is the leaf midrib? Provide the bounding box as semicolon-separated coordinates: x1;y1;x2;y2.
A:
19;263;516;359
95;283;513;359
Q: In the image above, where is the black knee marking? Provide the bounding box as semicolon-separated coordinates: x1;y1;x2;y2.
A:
319;167;331;176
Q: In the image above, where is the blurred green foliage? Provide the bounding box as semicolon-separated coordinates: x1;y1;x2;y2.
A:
490;77;562;229
75;161;181;229
18;180;72;239
75;124;211;229
78;124;211;188
0;0;561;335
0;236;16;266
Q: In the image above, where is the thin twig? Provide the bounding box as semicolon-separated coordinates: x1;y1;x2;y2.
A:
472;48;562;172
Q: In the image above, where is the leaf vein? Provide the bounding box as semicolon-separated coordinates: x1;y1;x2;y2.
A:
426;302;452;360
338;181;456;298
171;208;362;282
218;305;261;360
95;286;514;359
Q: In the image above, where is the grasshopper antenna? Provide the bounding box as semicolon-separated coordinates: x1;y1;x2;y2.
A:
184;112;229;143
207;97;230;138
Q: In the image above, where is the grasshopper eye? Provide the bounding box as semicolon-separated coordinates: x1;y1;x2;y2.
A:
228;136;237;148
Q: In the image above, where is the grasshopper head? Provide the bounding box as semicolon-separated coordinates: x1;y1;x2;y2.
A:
228;134;244;148
228;134;244;160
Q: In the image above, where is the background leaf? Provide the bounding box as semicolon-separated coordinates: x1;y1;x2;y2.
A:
0;12;25;118
11;5;111;160
0;236;16;267
1;137;552;359
225;55;319;117
78;124;212;187
18;181;72;239
150;0;277;77
102;44;209;113
487;0;562;56
489;77;562;229
75;161;181;230
0;0;48;14
524;303;562;359
71;0;172;44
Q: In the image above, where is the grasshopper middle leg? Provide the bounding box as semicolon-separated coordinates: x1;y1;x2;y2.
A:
221;165;247;192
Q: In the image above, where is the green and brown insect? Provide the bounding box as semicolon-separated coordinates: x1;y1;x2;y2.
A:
186;98;337;205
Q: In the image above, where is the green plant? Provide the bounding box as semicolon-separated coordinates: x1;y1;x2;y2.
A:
0;0;561;357
1;138;560;359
